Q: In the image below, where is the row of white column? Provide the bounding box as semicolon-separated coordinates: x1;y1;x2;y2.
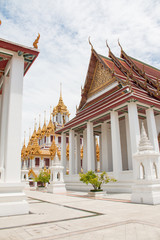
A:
61;102;159;178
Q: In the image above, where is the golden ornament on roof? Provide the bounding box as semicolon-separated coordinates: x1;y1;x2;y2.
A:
33;33;40;49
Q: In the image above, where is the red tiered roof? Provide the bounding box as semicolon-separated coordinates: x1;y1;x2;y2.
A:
56;46;160;134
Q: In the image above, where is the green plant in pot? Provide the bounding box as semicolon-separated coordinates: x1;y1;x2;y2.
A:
79;170;116;192
34;168;50;187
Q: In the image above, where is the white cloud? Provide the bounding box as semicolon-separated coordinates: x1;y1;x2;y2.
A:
1;0;160;144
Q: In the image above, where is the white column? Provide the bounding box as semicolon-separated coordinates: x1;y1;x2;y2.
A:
0;76;9;181
128;102;140;175
61;132;66;174
3;54;24;182
146;108;159;152
125;114;132;170
0;94;2;179
87;122;95;171
83;129;87;172
69;129;75;175
75;134;81;174
111;111;122;178
99;134;102;171
101;122;109;172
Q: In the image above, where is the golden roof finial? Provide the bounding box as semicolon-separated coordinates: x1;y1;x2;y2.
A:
106;40;111;52
50;106;52;120
29;128;31;140
88;36;93;50
118;38;123;51
0;20;2;26
24;131;26;146
34;118;37;131
60;82;62;99
44;110;46;124
39;114;41;128
33;33;40;49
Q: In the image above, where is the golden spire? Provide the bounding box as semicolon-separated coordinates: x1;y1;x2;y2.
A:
36;114;42;138
29;128;31;140
31;118;37;141
60;82;62;99
46;107;55;136
41;111;47;136
0;20;2;26
33;33;40;49
53;84;70;117
24;131;26;146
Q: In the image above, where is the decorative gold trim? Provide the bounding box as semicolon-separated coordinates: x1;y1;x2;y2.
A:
88;61;116;97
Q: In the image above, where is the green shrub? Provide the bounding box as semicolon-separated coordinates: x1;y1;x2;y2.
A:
34;169;50;187
79;170;116;191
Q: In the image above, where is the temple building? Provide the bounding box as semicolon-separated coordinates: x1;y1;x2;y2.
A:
21;87;71;185
56;41;160;192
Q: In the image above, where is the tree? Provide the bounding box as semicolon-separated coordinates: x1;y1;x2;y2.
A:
34;169;50;187
79;170;116;191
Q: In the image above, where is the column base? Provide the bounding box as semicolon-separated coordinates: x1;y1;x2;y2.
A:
131;180;160;205
47;182;66;193
0;182;29;216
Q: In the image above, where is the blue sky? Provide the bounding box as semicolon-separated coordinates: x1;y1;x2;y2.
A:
1;0;160;144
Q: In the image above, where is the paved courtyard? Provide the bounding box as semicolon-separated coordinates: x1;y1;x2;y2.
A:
0;189;160;240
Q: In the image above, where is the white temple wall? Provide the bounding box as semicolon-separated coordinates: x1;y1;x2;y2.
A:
119;119;128;170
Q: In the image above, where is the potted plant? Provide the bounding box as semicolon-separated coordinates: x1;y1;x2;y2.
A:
79;170;116;196
34;169;50;189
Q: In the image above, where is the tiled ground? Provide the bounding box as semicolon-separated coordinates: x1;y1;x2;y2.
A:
0;190;160;240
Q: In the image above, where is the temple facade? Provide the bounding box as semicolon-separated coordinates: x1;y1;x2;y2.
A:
21;88;71;185
56;42;160;192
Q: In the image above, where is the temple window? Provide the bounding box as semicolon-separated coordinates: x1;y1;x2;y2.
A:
44;136;46;143
66;137;69;144
35;158;40;167
44;158;49;167
51;135;53;142
58;136;61;143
